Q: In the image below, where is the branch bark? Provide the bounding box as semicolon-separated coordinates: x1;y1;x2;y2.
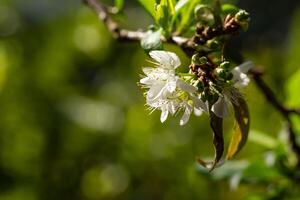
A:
84;0;300;168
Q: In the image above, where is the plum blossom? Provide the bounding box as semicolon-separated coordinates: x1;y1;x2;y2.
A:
140;50;207;125
211;61;254;118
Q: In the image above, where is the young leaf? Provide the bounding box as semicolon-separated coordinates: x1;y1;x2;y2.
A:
175;0;189;12
155;0;176;37
226;95;250;160
221;4;239;16
138;0;157;18
114;0;124;11
167;0;176;15
156;2;169;30
177;0;202;34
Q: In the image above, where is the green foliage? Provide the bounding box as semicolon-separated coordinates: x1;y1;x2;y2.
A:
114;0;124;11
221;4;239;15
138;0;157;18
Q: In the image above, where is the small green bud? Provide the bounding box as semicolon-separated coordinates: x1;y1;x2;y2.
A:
235;10;250;23
215;68;227;79
206;39;220;50
192;54;201;65
192;54;207;65
198;56;207;65
220;61;230;69
194;5;215;25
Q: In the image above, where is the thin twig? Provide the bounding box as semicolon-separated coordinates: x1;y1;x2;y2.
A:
83;0;191;49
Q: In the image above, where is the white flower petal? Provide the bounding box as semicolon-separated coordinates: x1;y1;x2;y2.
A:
177;79;197;93
211;97;230;118
149;50;181;69
234;73;250;88
147;84;165;100
160;106;169;123
194;107;203;116
166;80;177;93
231;61;253;88
142;67;154;75
237;61;254;73
140;77;154;85
191;96;209;113
180;104;193;126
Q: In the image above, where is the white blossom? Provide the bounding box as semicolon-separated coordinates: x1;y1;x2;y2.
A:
140;50;207;125
211;61;253;118
232;61;254;88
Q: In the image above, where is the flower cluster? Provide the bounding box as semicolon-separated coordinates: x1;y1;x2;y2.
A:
140;51;208;125
140;50;253;125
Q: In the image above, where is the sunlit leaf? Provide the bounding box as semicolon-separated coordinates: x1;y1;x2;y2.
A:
221;4;239;15
114;0;124;11
175;0;189;12
138;0;157;18
154;0;176;37
177;0;202;33
226;95;250;160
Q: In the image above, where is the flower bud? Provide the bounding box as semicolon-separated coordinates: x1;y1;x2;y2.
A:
207;40;220;50
235;10;250;23
192;54;207;65
194;5;215;25
220;61;230;69
215;68;227;79
235;10;250;31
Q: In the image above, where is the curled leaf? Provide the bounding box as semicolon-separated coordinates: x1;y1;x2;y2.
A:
210;111;225;170
197;110;224;171
226;95;250;160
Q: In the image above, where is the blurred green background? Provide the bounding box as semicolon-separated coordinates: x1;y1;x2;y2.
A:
0;0;300;199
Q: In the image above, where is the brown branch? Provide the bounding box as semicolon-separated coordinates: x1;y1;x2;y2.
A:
84;0;300;168
83;0;191;49
83;0;146;41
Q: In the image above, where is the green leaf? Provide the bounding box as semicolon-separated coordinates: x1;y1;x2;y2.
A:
177;0;202;34
138;0;157;18
197;110;224;171
226;95;250;160
175;0;189;12
154;0;176;37
167;0;176;15
114;0;124;11
141;30;163;53
221;4;239;15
